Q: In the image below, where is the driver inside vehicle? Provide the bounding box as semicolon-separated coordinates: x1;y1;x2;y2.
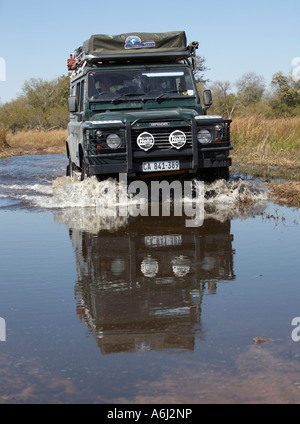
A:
90;74;116;99
98;75;113;93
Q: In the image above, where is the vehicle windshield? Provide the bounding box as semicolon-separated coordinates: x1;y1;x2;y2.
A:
88;67;196;101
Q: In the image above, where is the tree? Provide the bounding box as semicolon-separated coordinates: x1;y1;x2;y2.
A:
0;74;70;132
0;128;10;150
193;55;209;84
236;72;265;106
271;72;300;111
22;75;70;128
0;96;35;133
209;80;238;118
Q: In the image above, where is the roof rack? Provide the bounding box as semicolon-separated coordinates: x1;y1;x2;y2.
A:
67;32;198;72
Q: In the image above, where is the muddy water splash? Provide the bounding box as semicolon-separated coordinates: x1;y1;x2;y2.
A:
49;177;269;232
0;180;268;236
0;174;269;228
0;154;269;212
25;176;269;208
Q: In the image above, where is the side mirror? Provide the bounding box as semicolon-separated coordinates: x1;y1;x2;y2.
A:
68;96;78;113
203;89;212;107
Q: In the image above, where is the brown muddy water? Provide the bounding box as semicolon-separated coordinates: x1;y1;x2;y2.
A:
0;154;300;404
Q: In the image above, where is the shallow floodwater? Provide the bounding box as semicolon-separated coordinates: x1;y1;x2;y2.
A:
1;154;300;404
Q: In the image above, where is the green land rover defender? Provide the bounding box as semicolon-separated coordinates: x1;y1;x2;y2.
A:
66;31;232;182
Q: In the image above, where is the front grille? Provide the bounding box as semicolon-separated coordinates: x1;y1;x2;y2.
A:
132;127;193;151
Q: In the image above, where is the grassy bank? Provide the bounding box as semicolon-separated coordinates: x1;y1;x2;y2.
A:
232;116;300;151
0;129;67;158
230;116;300;207
231;116;300;180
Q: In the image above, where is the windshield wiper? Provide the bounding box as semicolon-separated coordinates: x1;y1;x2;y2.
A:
112;93;145;103
155;90;189;101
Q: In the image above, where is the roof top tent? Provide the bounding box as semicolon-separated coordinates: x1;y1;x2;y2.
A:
68;31;199;71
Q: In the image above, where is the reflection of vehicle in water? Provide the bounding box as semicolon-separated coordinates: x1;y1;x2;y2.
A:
62;213;235;354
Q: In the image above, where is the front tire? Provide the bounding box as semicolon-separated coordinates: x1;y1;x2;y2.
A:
196;167;230;182
218;166;230;181
66;157;74;177
81;159;88;181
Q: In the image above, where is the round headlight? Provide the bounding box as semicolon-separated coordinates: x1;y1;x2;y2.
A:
106;134;121;149
96;130;103;138
137;132;155;151
111;258;126;276
141;256;159;278
171;255;190;277
197;129;212;144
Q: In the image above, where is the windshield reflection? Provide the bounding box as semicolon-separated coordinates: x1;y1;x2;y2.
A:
88;68;196;101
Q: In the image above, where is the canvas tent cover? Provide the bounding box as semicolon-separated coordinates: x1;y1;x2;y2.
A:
81;31;188;57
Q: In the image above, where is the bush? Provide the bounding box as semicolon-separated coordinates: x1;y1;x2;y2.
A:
0;75;70;133
0;128;10;150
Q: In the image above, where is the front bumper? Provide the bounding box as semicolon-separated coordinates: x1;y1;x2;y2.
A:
85;117;232;177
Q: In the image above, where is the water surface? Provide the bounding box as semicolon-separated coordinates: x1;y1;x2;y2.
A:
0;154;300;404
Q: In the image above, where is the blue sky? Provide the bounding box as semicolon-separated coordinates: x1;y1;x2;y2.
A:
0;0;299;103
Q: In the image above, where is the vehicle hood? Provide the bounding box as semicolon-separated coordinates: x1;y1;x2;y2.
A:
89;108;198;124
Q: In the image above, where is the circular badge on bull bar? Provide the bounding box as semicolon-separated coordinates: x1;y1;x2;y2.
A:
169;130;186;149
137;132;155;151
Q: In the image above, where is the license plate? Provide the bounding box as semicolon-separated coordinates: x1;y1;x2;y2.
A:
145;235;182;247
142;160;180;172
